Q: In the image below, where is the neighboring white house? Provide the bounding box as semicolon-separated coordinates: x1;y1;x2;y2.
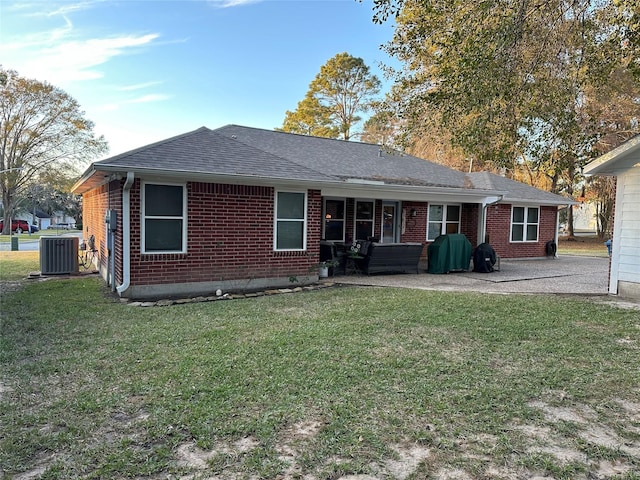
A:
584;135;640;300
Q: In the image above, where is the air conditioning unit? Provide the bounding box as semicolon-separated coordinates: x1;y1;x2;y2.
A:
40;236;79;275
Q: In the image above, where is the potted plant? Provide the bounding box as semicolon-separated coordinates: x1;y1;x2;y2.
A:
316;260;339;278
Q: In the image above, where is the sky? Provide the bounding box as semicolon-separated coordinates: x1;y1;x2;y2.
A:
1;0;400;160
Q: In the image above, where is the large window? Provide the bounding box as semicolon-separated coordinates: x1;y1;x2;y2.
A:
275;191;306;250
427;204;460;241
323;198;345;241
354;200;374;241
142;183;186;253
511;206;539;242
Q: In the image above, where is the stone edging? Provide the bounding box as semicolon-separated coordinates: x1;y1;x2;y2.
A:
123;281;339;307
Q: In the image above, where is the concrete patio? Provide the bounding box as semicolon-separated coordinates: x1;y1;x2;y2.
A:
335;255;610;296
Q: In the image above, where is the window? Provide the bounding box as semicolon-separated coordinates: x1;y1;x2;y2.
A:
354;200;374;241
142;183;186;253
427;204;460;241
323;199;345;241
275;191;306;250
511;206;539;242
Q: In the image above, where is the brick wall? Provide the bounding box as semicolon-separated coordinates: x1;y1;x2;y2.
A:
83;178;560;295
485;204;558;258
461;203;479;246
82;180;124;281
125;181;321;288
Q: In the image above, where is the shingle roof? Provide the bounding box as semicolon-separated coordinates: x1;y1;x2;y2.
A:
214;125;469;189
74;124;572;206
92;127;333;182
468;171;573;205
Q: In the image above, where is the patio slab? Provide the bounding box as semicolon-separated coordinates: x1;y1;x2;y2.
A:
334;255;610;296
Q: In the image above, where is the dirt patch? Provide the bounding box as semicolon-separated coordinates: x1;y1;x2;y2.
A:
385;444;431;480
10;453;55;480
526;399;640;474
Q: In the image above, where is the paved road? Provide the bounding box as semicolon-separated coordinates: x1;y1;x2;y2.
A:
0;232;82;251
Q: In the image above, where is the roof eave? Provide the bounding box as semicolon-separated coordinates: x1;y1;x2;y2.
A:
584;135;640;175
73;165;511;202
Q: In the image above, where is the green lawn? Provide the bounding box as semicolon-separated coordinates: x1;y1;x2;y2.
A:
0;251;40;280
1;271;639;479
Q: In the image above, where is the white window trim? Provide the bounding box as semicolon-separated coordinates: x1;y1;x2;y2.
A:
510;205;540;243
426;203;461;241
141;181;187;254
354;199;375;241
274;190;307;251
322;197;346;242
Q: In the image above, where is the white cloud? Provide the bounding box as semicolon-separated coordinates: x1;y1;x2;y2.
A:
119;81;164;91
207;0;262;8
5;30;160;86
2;1;161;87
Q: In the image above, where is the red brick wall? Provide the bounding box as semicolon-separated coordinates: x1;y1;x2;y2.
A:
125;181;321;288
83;179;560;294
485;204;558;258
461;203;479;246
82;179;124;282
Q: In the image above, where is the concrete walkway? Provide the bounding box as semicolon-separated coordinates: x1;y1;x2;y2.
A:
336;255;610;296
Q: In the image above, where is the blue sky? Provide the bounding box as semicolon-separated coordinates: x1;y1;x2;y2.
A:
2;0;399;159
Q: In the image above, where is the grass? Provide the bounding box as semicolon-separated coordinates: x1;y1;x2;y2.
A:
0;251;40;280
557;234;610;257
1;250;639;479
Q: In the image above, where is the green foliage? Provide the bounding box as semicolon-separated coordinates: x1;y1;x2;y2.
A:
279;93;339;138
0;68;107;234
280;52;381;140
371;0;639;234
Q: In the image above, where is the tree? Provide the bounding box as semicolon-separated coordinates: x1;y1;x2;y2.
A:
279;93;339;138
360;109;398;146
0;68;107;234
280;52;382;140
369;0;639;235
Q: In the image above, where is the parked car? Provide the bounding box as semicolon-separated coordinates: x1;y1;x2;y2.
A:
49;223;70;230
30;224;39;233
0;219;31;233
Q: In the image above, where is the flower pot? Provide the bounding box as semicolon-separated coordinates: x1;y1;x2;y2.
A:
319;266;329;278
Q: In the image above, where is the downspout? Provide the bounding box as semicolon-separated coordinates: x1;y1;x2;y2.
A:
481;195;504;244
116;172;134;296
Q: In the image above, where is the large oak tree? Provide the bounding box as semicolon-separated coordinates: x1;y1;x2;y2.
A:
0;69;107;234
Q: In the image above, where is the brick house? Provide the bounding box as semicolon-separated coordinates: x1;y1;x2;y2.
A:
584;134;640;300
72;125;571;299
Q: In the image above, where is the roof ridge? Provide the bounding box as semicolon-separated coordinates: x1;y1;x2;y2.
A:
219;123;405;151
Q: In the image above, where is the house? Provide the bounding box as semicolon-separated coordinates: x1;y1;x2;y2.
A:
584;135;640;300
72;125;571;299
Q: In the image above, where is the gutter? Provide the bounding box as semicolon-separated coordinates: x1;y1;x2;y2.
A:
116;172;134;296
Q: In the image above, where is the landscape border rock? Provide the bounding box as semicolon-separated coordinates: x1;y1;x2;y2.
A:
124;282;337;307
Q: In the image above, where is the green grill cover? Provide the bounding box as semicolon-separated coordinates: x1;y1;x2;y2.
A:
427;234;472;274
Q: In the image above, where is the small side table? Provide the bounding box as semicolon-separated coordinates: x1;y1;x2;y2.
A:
345;254;364;275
